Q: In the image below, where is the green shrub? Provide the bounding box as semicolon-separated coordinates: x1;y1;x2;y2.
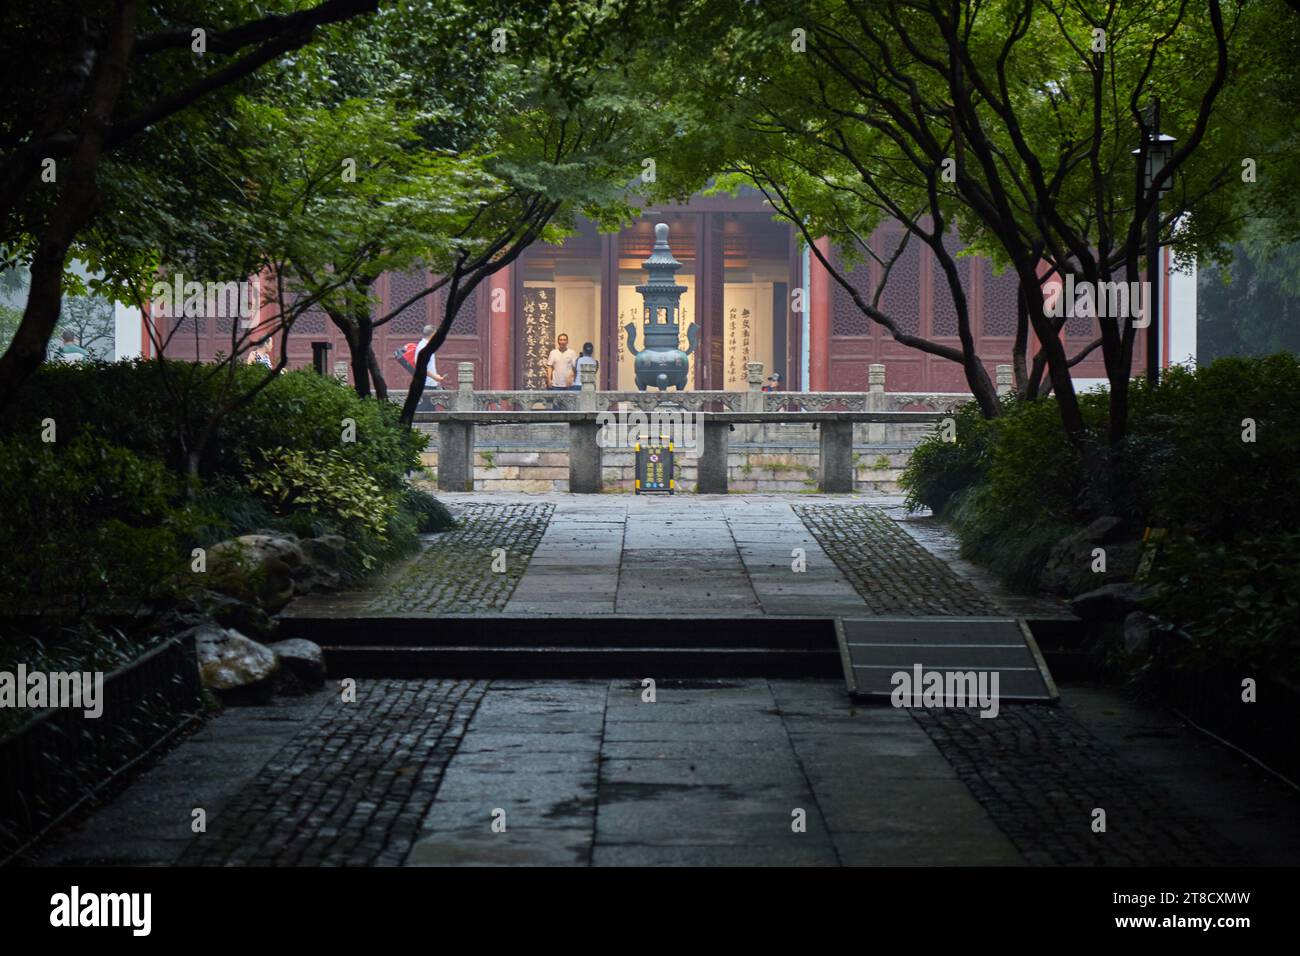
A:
0;432;197;618
1151;531;1300;680
946;483;1074;592
400;486;457;533
223;368;426;492
244;446;394;541
1123;355;1300;541
900;354;1300;680
3;362;428;490
900;400;995;516
189;474;289;547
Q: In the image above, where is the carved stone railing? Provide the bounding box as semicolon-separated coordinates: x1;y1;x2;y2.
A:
881;393;973;414
764;392;869;412
407;361;994;416
406;360;1009;493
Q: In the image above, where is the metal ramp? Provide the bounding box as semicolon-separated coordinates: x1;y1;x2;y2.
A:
835;616;1059;703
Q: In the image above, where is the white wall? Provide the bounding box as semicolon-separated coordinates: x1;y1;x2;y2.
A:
1166;250;1197;370
113;301;144;360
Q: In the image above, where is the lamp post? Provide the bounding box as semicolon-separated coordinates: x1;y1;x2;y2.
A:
1132;101;1176;385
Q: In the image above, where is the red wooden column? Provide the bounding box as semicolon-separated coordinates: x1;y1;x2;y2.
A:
809;237;833;391
695;212;725;389
487;262;514;389
600;233;619;389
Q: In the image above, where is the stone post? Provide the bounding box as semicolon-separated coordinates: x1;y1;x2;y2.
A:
332;360;349;385
743;361;764;441
819;420;854;493
698;418;730;494
867;363;887;445
569;419;603;493
437;419;474;492
578;362;598;412
996;364;1013;398
455;361;475;411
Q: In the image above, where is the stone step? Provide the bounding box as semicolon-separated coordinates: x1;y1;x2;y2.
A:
281;615;842;678
280;614;838;650
320;643;843;679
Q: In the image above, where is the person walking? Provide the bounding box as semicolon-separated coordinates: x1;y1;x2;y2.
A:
416;325;446;389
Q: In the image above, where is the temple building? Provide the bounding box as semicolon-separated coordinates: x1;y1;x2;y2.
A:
121;190;1196;393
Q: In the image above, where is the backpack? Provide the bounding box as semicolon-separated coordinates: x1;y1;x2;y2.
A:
397;342;418;374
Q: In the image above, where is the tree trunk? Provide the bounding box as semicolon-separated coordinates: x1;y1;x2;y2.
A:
350;316;373;399
1018;264;1087;445
0;0;138;411
367;345;388;401
1012;283;1031;399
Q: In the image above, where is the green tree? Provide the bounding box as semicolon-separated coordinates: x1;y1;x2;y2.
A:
653;0;1261;450
0;0;383;410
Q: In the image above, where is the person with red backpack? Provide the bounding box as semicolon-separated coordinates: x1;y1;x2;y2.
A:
398;325;446;391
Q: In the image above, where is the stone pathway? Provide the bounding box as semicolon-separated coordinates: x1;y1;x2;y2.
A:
289;502;553;617
179;680;484;866
794;503;998;615
34;493;1300;867
40;675;1295;867
408;678;1022;866
506;496;876;617
912;706;1242;866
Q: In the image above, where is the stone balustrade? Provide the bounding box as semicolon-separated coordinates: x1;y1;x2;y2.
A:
410;361;1004;494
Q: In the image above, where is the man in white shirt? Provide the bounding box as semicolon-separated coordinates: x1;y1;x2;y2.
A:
417;324;446;389
545;333;578;389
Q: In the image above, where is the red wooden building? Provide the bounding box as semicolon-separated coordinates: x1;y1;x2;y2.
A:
147;191;1149;392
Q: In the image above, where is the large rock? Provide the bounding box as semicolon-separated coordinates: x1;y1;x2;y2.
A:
190;624;279;702
1039;516;1131;595
208;593;277;641
268;638;326;693
1069;582;1159;621
1123;611;1160;656
293;535;347;594
207;534;304;613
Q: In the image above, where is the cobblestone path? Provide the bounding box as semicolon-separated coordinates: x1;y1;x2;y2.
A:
912;706;1244;866
366;503;553;613
178;680;486;866
794;504;998;615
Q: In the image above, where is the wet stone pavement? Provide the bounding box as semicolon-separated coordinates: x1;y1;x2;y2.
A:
36;494;1300;867
39;675;1288;867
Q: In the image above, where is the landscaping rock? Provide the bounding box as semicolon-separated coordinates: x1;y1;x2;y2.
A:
1039;516;1130;595
208;593;277;642
268;638;326;693
190;624;279;702
1069;582;1159;621
293;535;347;594
151;596;211;636
1124;611;1160;656
208;534;303;613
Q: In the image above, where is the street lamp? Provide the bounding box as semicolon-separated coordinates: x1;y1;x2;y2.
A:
1132;105;1176;385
